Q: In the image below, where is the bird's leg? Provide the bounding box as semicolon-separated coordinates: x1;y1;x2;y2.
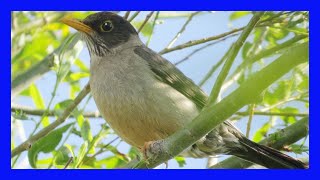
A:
141;139;167;164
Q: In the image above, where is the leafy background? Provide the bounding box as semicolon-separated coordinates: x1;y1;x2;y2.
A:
11;11;309;169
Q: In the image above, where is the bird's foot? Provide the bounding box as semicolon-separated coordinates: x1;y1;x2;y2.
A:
141;140;167;164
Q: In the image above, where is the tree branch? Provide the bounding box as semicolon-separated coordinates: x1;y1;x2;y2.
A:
221;34;308;92
210;117;309;169
165;12;200;49
12;12;66;37
128;11;140;22
207;12;265;105
138;11;154;33
11;105;308;118
133;42;308;168
11;35;80;99
158;12;294;55
11;83;91;158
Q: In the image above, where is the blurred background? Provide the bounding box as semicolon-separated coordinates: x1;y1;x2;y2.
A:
11;11;309;169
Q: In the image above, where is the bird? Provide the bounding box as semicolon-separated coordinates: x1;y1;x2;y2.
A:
61;11;307;169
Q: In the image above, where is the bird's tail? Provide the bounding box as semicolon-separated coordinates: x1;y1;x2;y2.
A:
229;136;307;169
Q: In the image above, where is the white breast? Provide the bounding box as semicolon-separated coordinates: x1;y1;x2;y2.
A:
89;49;199;148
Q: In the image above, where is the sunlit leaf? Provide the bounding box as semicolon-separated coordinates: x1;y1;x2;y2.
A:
70;72;90;81
75;141;88;168
28;123;73;168
253;121;272;142
175;156;186;167
74;59;89;72
242;42;253;59
132;21;153;37
54;99;73;116
96;156;126;169
229;11;251;21
29;84;49;126
54;146;71;166
81;119;93;142
279;107;299;125
264;80;292;105
288;144;308;154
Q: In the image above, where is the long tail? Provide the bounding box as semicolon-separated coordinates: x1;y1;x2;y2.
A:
229;136;307;169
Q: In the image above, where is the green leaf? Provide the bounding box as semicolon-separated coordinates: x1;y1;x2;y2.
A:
74;59;89;72
54;99;73;115
70;72;90;81
264;80;292;105
72;108;84;129
28;123;73;168
229;11;251;21
11;111;29;120
29;84;45;109
288;144;309;154
279;107;299;125
96;156;126;169
81;119;93;142
87;127;109;155
29;84;49;126
132;21;153;37
64;144;76;160
242;42;253;59
75;141;88;168
55;33;83;83
175;156;186;167
54;147;71;165
253;121;272;142
70;82;81;99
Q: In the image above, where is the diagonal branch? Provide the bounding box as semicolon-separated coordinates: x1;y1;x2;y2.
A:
210;117;309;169
207;12;265;105
158;12;293;55
11;83;91;158
133;42;308;168
11;35;80;99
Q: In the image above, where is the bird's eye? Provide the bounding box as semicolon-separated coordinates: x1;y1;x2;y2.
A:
100;20;114;32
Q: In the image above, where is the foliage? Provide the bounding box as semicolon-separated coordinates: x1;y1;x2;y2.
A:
11;11;309;169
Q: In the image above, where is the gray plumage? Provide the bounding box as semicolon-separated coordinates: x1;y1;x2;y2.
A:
64;12;306;169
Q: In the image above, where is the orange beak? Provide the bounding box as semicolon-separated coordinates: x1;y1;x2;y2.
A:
61;16;93;33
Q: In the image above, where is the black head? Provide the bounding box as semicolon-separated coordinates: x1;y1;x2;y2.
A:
62;12;138;56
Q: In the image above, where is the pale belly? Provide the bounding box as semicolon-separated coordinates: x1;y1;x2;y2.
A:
90;70;199;148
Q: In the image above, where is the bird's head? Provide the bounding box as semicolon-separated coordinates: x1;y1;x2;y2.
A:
61;12;139;56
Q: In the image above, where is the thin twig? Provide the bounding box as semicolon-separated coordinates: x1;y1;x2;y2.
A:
198;47;231;87
128;11;141;22
133;42;308;169
82;137;120;165
11;83;91;158
158;12;291;55
11;34;81;99
221;35;308;93
146;11;160;47
175;33;240;66
12;12;66;37
138;11;154;33
159;28;244;55
245;104;255;138
63;157;73;169
165;12;200;49
207;12;265;105
123;11;131;20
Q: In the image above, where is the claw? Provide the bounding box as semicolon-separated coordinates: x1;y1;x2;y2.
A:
142;141;154;162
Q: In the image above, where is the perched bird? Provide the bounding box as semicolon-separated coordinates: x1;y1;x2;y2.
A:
61;12;306;169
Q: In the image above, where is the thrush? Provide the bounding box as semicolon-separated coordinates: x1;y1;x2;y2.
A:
61;12;307;169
